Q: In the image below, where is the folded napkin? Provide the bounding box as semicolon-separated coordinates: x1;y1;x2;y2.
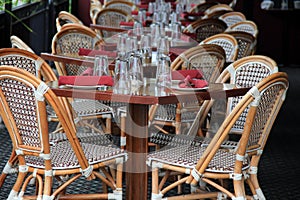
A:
172;69;204;80
176;74;208;89
78;48;117;58
119;21;146;27
58;76;114;86
131;10;152;16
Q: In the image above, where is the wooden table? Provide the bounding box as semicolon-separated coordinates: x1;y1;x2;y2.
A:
50;81;250;200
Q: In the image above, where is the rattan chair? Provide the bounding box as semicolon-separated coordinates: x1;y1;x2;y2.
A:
104;0;138;15
10;35;34;53
226;31;257;60
149;44;226;136
200;33;239;63
0;48;116;189
226;20;259;38
90;0;103;22
92;8;134;38
0;65;127;200
56;11;83;32
202;3;233;19
51;23;113;134
219;11;246;28
183;18;228;43
189;1;219;13
147;71;288;200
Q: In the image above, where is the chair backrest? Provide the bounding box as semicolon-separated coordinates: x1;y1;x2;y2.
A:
0;48;57;83
171;44;226;83
190;1;219;13
51;23;103;76
226;31;256;60
0;65;90;174
183;18;227;43
190;72;288;181
90;0;103;22
218;11;246;28
92;8;133;38
203;3;233;18
200;33;238;63
217;55;278;134
226;20;258;38
104;0;137;15
10;35;34;53
56;11;83;32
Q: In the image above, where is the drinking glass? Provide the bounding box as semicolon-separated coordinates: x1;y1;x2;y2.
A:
156;56;171;88
129;55;144;92
126;36;138;57
171;23;181;41
157;36;170;61
93;55;109;76
113;59;131;94
140;34;152;65
117;33;127;60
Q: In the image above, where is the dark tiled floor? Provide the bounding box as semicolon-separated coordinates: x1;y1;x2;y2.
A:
0;67;300;199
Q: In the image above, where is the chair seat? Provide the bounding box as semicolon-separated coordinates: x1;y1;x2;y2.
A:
25;141;127;170
147;145;249;173
49;132;113;146
72;99;113;117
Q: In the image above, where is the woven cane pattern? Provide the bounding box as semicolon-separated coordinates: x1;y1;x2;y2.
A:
105;2;134;15
248;84;283;148
208;39;235;63
195;23;226;42
95;9;129;38
0;78;41;148
189;54;220;81
56;33;95;75
0;55;37;76
148;145;249;172
229;63;272;131
25;141;126;169
235;37;251;59
49;132;113;146
71;99;113;116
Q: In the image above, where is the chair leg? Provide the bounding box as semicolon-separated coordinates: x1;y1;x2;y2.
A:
0;150;18;188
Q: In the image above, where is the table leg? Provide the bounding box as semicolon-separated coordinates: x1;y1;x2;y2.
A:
125;103;149;200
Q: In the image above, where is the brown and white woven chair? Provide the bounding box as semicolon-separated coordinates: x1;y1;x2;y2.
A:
51;23;114;134
183;18;228;43
189;1;219;13
200;33;239;64
147;72;288;200
218;11;246;28
0;65;127;200
226;31;257;60
0;48;115;188
104;0;138;15
90;0;103;22
149;44;226;137
55;11;84;32
226;20;259;38
92;8;134;38
202;3;233;19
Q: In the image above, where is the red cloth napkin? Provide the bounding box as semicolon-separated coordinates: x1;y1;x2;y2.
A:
119;21;146;27
131;10;152;16
78;48;117;58
58;76;114;86
172;69;203;80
